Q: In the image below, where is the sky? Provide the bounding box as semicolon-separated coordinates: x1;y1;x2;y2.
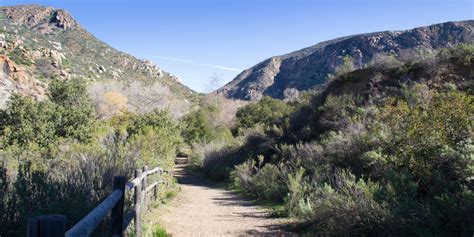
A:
1;0;473;92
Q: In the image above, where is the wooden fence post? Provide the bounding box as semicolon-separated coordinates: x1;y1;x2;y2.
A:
142;166;148;212
27;215;66;237
134;169;142;237
168;170;173;188
111;175;126;237
153;169;159;201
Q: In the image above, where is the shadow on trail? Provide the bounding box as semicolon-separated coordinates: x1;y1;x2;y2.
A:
211;196;259;207
170;158;295;236
172;164;221;188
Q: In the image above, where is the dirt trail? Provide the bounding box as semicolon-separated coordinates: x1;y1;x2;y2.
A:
158;158;293;237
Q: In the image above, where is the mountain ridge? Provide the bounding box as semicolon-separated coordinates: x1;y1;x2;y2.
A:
217;20;474;100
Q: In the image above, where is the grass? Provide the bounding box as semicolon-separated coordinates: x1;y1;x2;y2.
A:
162;189;178;204
152;226;171;237
140;179;181;236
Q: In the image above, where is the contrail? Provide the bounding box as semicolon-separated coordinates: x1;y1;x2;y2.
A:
197;63;242;72
150;55;242;72
150;55;193;63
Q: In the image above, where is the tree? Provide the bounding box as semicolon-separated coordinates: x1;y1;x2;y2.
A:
335;55;354;76
204;73;223;92
235;96;294;133
48;78;96;142
181;106;217;144
0;78;96;148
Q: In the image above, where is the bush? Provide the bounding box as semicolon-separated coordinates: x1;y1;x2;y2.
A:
49;78;96;142
288;170;391;236
231;159;288;202
0;78;96;149
199;47;474;236
235;96;294;135
317;94;360;132
126;110;182;168
0;78;182;235
379;91;473;183
0;134;139;235
335;55;355;76
201;126;274;181
439;43;474;65
152;226;171;237
202;143;243;181
181;106;216;144
188;140;228;171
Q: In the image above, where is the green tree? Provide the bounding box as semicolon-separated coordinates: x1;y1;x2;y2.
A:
380;91;473;182
335;55;354;76
126;109;182;167
0;95;57;148
235;96;294;133
0;78;96;149
181;106;216;144
49;78;96;142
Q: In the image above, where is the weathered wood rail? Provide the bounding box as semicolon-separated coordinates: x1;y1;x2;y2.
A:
27;166;172;237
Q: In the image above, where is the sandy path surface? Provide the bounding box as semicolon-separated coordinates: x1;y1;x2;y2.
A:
158;159;293;237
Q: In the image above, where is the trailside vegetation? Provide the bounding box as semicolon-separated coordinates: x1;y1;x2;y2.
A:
0;78;182;236
191;44;474;236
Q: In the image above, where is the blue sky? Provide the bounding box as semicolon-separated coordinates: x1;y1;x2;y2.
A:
2;0;473;92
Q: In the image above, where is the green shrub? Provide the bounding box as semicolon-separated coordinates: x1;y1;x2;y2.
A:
0;135;139;235
335;55;355;76
0;78;96;149
152;226;171;237
317;94;359;131
8;47;32;66
126;110;182;168
231;160;288;202
285;167;306;216
439;43;474;65
181;105;217;144
235;96;294;135
289;170;391;236
0;78;181;235
202;126;274;181
201;47;474;236
202;144;242;180
188;140;228;171
49;78;96;142
380;91;473;182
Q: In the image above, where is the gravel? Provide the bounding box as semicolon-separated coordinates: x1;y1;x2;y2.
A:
158;164;294;237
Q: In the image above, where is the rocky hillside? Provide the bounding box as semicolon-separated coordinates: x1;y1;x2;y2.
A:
217;20;474;100
0;5;199;117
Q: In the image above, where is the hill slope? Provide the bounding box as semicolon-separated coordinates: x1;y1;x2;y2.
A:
202;44;474;236
0;5;199;117
217;20;474;100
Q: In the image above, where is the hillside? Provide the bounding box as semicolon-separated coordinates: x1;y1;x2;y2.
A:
217;20;474;100
196;43;474;236
0;5;199;117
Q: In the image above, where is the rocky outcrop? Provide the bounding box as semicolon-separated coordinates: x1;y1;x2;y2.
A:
219;57;282;100
1;5;77;33
49;9;77;29
0;55;47;107
217;20;474;100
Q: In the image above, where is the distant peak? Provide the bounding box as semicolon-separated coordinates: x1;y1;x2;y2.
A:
1;4;78;31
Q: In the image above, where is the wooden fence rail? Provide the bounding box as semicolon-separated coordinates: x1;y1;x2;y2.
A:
27;166;170;237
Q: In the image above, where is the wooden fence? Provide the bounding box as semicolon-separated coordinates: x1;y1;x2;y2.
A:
27;166;172;237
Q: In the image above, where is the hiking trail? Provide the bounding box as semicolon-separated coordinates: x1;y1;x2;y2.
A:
153;157;292;236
